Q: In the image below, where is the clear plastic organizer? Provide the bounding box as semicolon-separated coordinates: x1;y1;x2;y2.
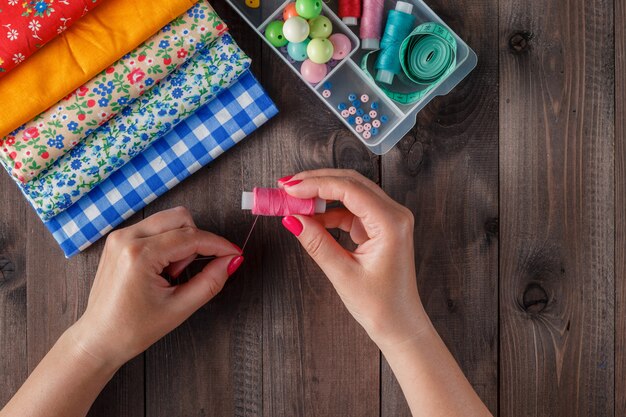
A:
225;0;477;154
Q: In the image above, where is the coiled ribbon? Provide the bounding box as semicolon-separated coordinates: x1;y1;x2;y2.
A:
361;22;457;105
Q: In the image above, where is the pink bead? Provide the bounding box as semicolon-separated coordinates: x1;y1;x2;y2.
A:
356;125;364;133
300;59;328;84
348;106;356;115
355;117;363;125
372;120;381;128
322;89;331;98
360;94;369;103
363;123;372;131
369;110;377;118
329;33;351;61
341;109;350;118
363;131;371;139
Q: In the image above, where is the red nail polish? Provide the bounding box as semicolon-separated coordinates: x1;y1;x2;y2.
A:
277;175;294;184
282;216;303;236
227;256;244;276
283;179;302;187
231;242;243;254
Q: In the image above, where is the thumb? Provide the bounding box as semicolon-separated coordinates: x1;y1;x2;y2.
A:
172;255;243;311
282;215;356;281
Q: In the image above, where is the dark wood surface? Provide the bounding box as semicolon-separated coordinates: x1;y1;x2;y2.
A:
0;0;621;415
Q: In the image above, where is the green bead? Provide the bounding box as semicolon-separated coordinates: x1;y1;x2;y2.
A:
308;16;332;38
287;39;310;61
295;0;322;19
265;20;288;47
307;38;334;64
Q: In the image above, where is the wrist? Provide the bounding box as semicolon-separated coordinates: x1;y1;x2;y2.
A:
367;303;433;352
65;318;126;374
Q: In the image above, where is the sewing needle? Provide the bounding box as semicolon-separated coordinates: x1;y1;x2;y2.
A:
193;215;259;262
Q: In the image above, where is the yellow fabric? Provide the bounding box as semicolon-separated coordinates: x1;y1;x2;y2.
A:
0;0;198;138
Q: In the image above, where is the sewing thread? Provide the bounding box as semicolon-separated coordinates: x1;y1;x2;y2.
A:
253;188;316;216
360;0;385;49
338;0;361;25
374;2;415;84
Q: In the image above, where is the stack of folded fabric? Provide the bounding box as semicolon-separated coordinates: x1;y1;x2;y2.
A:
0;0;278;257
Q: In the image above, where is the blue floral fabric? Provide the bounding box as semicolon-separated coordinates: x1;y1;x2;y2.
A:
21;33;250;220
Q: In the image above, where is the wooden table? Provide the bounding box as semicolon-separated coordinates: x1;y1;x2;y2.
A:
0;0;623;415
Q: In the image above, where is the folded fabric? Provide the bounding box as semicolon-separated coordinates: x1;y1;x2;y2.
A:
44;71;278;257
0;0;103;77
1;0;227;183
0;0;197;139
21;33;251;221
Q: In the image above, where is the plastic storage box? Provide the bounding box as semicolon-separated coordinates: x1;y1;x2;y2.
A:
226;0;477;154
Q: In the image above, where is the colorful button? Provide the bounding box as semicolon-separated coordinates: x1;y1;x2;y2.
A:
341;109;349;117
348;93;357;101
323;81;332;90
351;100;361;108
362;115;371;122
380;115;388;123
371;128;379;136
337;103;347;110
372;120;381;128
363;123;371;131
355;125;364;133
356;108;364;116
363;131;371;139
360;94;369;103
347;116;356;125
369;110;377;118
348;106;356;115
322;89;331;98
370;101;379;110
355;116;363;125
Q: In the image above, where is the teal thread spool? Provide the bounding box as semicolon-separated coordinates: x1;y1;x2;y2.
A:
375;1;415;84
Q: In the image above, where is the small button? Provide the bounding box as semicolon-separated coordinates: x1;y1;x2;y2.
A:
356;108;364;116
363;115;371;122
355;117;363;125
347;116;356;125
341;109;350;118
348;106;357;115
360;94;369;103
322;89;331;98
369;110;377;118
370;102;379;110
355;125;364;133
363;131;371;139
337;103;347;111
348;93;357;101
363;123;372;131
372;120;381;128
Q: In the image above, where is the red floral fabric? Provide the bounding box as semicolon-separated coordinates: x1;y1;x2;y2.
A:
0;0;102;77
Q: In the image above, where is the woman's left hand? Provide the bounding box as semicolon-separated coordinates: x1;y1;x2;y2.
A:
69;206;244;369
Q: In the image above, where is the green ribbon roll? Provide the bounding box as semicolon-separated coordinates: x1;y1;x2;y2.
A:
361;22;457;105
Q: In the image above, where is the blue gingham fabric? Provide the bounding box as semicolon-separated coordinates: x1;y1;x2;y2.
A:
44;70;278;257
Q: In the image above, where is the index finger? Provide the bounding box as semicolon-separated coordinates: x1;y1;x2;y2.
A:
282;176;404;233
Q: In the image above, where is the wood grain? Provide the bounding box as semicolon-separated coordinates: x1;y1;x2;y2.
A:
380;0;500;414
0;173;28;408
499;0;615;415
615;0;625;413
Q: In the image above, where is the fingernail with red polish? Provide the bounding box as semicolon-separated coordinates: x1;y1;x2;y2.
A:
283;179;302;187
282;216;303;236
227;256;244;276
277;175;294;184
231;242;243;254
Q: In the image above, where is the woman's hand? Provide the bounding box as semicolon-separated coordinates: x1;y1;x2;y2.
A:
70;206;244;369
278;169;428;349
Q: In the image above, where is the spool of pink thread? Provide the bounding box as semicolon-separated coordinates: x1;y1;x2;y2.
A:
360;0;385;50
242;188;326;216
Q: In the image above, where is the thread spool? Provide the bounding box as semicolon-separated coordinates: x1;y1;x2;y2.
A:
338;0;361;26
242;188;326;216
360;0;385;50
374;1;415;84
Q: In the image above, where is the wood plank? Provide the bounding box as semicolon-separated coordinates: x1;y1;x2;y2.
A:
259;48;381;415
145;4;266;416
499;0;614;415
380;0;500;414
615;0;625;413
25;211;145;417
0;173;28;408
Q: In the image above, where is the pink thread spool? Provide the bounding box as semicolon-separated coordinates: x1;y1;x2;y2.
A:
360;0;385;50
242;188;326;216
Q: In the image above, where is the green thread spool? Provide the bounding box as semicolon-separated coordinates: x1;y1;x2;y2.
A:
374;1;415;84
362;21;457;105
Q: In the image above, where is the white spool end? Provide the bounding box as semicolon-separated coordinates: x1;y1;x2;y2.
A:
314;198;327;213
395;1;414;14
241;191;254;210
361;38;380;50
342;16;358;26
376;69;395;85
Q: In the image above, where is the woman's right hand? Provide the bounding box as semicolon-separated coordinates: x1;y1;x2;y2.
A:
278;169;430;349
